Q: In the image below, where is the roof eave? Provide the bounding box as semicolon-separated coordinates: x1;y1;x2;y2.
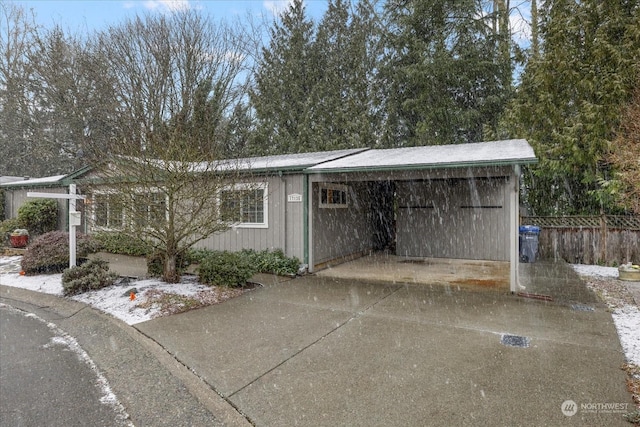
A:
304;158;538;174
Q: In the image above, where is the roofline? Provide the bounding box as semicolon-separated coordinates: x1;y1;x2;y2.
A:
62;165;93;183
219;148;370;175
0;178;66;189
304;158;538;174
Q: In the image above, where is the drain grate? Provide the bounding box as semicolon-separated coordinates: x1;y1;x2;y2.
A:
570;304;595;312
501;334;530;348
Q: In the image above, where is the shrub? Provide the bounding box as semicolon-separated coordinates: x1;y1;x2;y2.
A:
62;259;118;296
198;251;256;288
188;248;214;265
240;249;301;276
1;217;25;232
94;231;151;256
21;231;102;274
17;199;58;236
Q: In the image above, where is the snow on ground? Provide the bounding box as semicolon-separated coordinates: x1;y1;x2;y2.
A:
0;259;210;325
612;305;640;366
571;263;619;279
572;264;640;366
72;278;212;325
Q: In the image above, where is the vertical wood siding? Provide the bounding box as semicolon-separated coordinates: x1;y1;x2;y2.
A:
195;175;304;260
312;181;376;265
396;178;509;261
5;187;68;231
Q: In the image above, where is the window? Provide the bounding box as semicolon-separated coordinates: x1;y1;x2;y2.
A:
220;183;268;228
93;193;124;229
319;184;348;208
92;190;166;230
134;192;167;228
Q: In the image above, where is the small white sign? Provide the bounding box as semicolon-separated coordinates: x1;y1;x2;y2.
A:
69;211;82;226
287;193;302;203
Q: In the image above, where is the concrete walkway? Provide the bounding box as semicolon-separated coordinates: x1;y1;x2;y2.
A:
1;253;636;425
136;271;632;426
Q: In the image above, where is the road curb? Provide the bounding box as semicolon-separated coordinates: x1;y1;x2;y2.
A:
0;285;251;427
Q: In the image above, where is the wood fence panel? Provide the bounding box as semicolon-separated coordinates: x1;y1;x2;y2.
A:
521;216;640;266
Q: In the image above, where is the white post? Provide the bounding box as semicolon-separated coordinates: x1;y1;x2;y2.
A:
510;165;521;293
69;184;77;269
27;186;85;270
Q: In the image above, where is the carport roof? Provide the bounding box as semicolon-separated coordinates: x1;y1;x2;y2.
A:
306;139;536;173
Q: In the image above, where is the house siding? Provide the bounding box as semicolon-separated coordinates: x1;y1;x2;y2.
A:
311;181;376;266
195;174;304;261
395;177;510;261
4;186;68;232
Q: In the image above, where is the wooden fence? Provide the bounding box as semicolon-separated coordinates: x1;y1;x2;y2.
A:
520;215;640;266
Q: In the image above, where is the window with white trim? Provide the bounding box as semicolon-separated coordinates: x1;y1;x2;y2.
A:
134;192;167;228
93;193;124;229
92;190;166;230
220;183;268;228
319;183;349;208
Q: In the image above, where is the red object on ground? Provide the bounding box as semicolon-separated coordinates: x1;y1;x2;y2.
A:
9;235;28;248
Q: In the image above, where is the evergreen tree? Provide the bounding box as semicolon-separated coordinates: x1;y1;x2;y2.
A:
512;0;640;215
380;0;511;147
250;0;316;155
304;0;382;151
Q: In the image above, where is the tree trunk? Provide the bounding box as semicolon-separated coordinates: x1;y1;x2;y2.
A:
163;252;179;283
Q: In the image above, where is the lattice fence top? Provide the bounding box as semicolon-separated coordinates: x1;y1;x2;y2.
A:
522;215;640;230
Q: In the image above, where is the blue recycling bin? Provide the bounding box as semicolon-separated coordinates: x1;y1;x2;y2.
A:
519;225;541;263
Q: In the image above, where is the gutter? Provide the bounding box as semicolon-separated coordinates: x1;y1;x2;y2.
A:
303;158;539;175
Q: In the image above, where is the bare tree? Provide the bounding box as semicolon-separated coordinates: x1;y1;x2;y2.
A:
0;2;38;175
84;11;255;282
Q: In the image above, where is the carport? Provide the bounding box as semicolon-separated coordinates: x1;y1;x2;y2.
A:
304;139;537;293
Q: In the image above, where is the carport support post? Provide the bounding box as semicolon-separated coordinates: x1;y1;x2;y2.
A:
509;165;521;292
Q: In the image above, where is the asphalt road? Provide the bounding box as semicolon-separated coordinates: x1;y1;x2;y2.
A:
0;304;130;427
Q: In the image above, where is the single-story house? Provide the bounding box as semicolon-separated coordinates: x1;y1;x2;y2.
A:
1;174;77;231
2;139;537;291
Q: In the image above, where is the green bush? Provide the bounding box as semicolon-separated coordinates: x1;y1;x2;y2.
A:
0;217;24;246
17;199;58;236
188;248;214;265
198;251;257;288
0;217;24;233
21;231;102;274
94;231;151;256
240;249;301;276
62;259;118;296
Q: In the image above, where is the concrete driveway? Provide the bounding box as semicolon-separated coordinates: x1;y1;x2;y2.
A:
135;272;633;426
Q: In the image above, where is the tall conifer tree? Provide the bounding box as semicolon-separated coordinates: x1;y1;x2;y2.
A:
513;0;640;214
250;0;316;155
